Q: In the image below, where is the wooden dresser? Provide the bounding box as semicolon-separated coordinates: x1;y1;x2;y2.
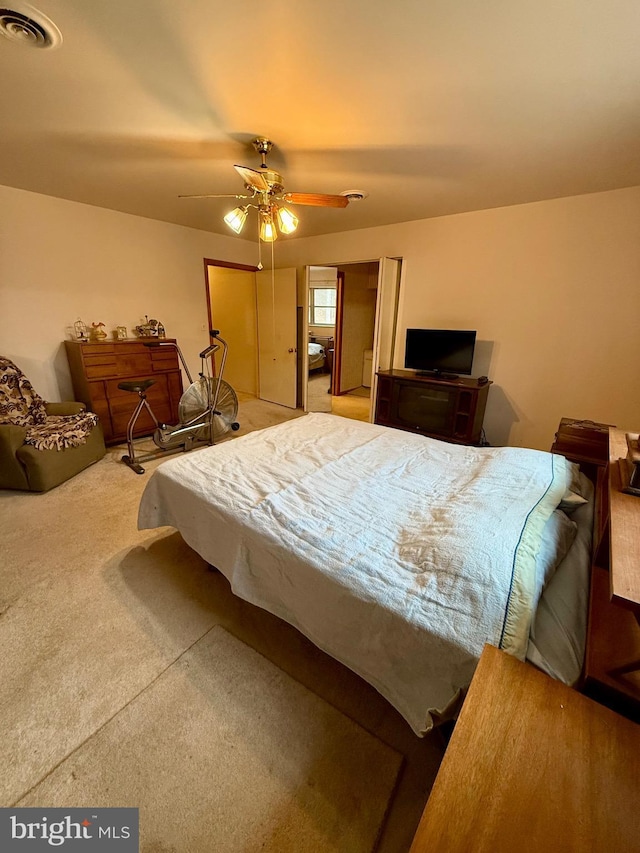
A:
64;339;183;445
410;645;640;853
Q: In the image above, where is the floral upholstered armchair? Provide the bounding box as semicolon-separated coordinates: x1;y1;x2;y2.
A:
0;356;106;492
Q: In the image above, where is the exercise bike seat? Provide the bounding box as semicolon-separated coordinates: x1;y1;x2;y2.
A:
118;379;156;394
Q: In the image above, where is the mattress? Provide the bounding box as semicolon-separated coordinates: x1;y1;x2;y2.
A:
138;413;589;735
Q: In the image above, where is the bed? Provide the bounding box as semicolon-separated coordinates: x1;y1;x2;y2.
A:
308;341;326;372
138;413;593;736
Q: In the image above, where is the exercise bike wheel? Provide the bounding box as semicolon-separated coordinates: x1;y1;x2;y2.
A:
179;377;239;442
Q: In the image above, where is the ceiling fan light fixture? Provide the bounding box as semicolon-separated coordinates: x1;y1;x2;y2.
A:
259;211;277;243
276;205;298;235
223;205;248;234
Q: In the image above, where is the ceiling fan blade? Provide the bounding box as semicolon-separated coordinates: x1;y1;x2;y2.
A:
282;192;349;208
234;165;269;192
178;193;248;199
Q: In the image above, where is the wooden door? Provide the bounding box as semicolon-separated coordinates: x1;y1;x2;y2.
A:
370;258;401;421
332;271;345;396
256;267;297;408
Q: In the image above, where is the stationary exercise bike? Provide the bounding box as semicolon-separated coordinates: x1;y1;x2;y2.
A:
119;330;239;474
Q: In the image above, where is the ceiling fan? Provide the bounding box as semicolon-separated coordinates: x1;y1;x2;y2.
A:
179;137;363;244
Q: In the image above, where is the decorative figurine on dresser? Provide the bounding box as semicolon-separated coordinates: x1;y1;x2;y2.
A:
134;316;166;338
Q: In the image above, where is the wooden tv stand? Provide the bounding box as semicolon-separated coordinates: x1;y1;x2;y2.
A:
375;369;491;446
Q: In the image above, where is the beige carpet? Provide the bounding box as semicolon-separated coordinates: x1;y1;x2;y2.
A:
0;394;444;852
331;392;371;422
307;374;372;423
19;626;402;853
348;386;372;399
307;372;332;412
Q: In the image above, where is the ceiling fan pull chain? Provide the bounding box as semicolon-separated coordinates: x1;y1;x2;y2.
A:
257;217;263;270
271;238;276;348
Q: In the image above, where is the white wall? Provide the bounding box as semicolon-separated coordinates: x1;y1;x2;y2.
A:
3;183;639;451
0;185;256;401
278;186;640;450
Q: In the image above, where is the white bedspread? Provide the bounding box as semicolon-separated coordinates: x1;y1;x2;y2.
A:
138;413;575;735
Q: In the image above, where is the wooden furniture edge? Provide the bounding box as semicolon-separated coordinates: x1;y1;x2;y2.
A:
410;644;640;852
608;427;640;611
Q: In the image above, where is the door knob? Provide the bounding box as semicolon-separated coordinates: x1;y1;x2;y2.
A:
288;347;295;353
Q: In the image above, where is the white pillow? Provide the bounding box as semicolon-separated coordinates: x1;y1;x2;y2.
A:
558;463;590;513
535;510;578;591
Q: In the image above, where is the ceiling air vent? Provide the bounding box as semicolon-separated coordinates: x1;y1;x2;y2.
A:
340;190;369;202
0;4;62;48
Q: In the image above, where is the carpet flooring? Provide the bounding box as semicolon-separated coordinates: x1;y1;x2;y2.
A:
0;394;444;852
307;374;371;422
307;372;332;412
19;627;402;852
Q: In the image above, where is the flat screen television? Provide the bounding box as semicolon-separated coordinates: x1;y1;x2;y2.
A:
404;328;476;378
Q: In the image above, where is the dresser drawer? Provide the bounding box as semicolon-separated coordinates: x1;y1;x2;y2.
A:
83;353;117;379
86;366;117;380
151;356;179;372
116;353;152;376
81;343;116;356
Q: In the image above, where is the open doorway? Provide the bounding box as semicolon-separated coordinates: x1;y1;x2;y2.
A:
204;258;298;409
305;259;402;422
204;259;260;396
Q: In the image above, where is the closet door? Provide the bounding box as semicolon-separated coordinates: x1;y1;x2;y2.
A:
256;267;297;408
370;258;401;421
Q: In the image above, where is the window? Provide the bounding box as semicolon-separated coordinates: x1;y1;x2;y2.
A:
309;287;336;326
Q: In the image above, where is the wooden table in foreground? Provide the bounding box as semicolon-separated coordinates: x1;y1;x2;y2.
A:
410;645;640;853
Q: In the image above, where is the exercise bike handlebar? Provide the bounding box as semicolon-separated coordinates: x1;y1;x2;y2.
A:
199;343;220;359
142;331;228;386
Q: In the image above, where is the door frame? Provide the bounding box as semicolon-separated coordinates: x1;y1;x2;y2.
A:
333;270;345;396
302;257;403;418
370;257;402;421
203;258;259;378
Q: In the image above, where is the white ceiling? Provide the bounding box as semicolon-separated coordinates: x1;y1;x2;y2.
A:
2;0;640;239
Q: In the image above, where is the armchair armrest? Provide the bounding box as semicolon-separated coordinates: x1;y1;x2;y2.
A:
45;401;86;416
0;423;30;490
0;423;28;454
